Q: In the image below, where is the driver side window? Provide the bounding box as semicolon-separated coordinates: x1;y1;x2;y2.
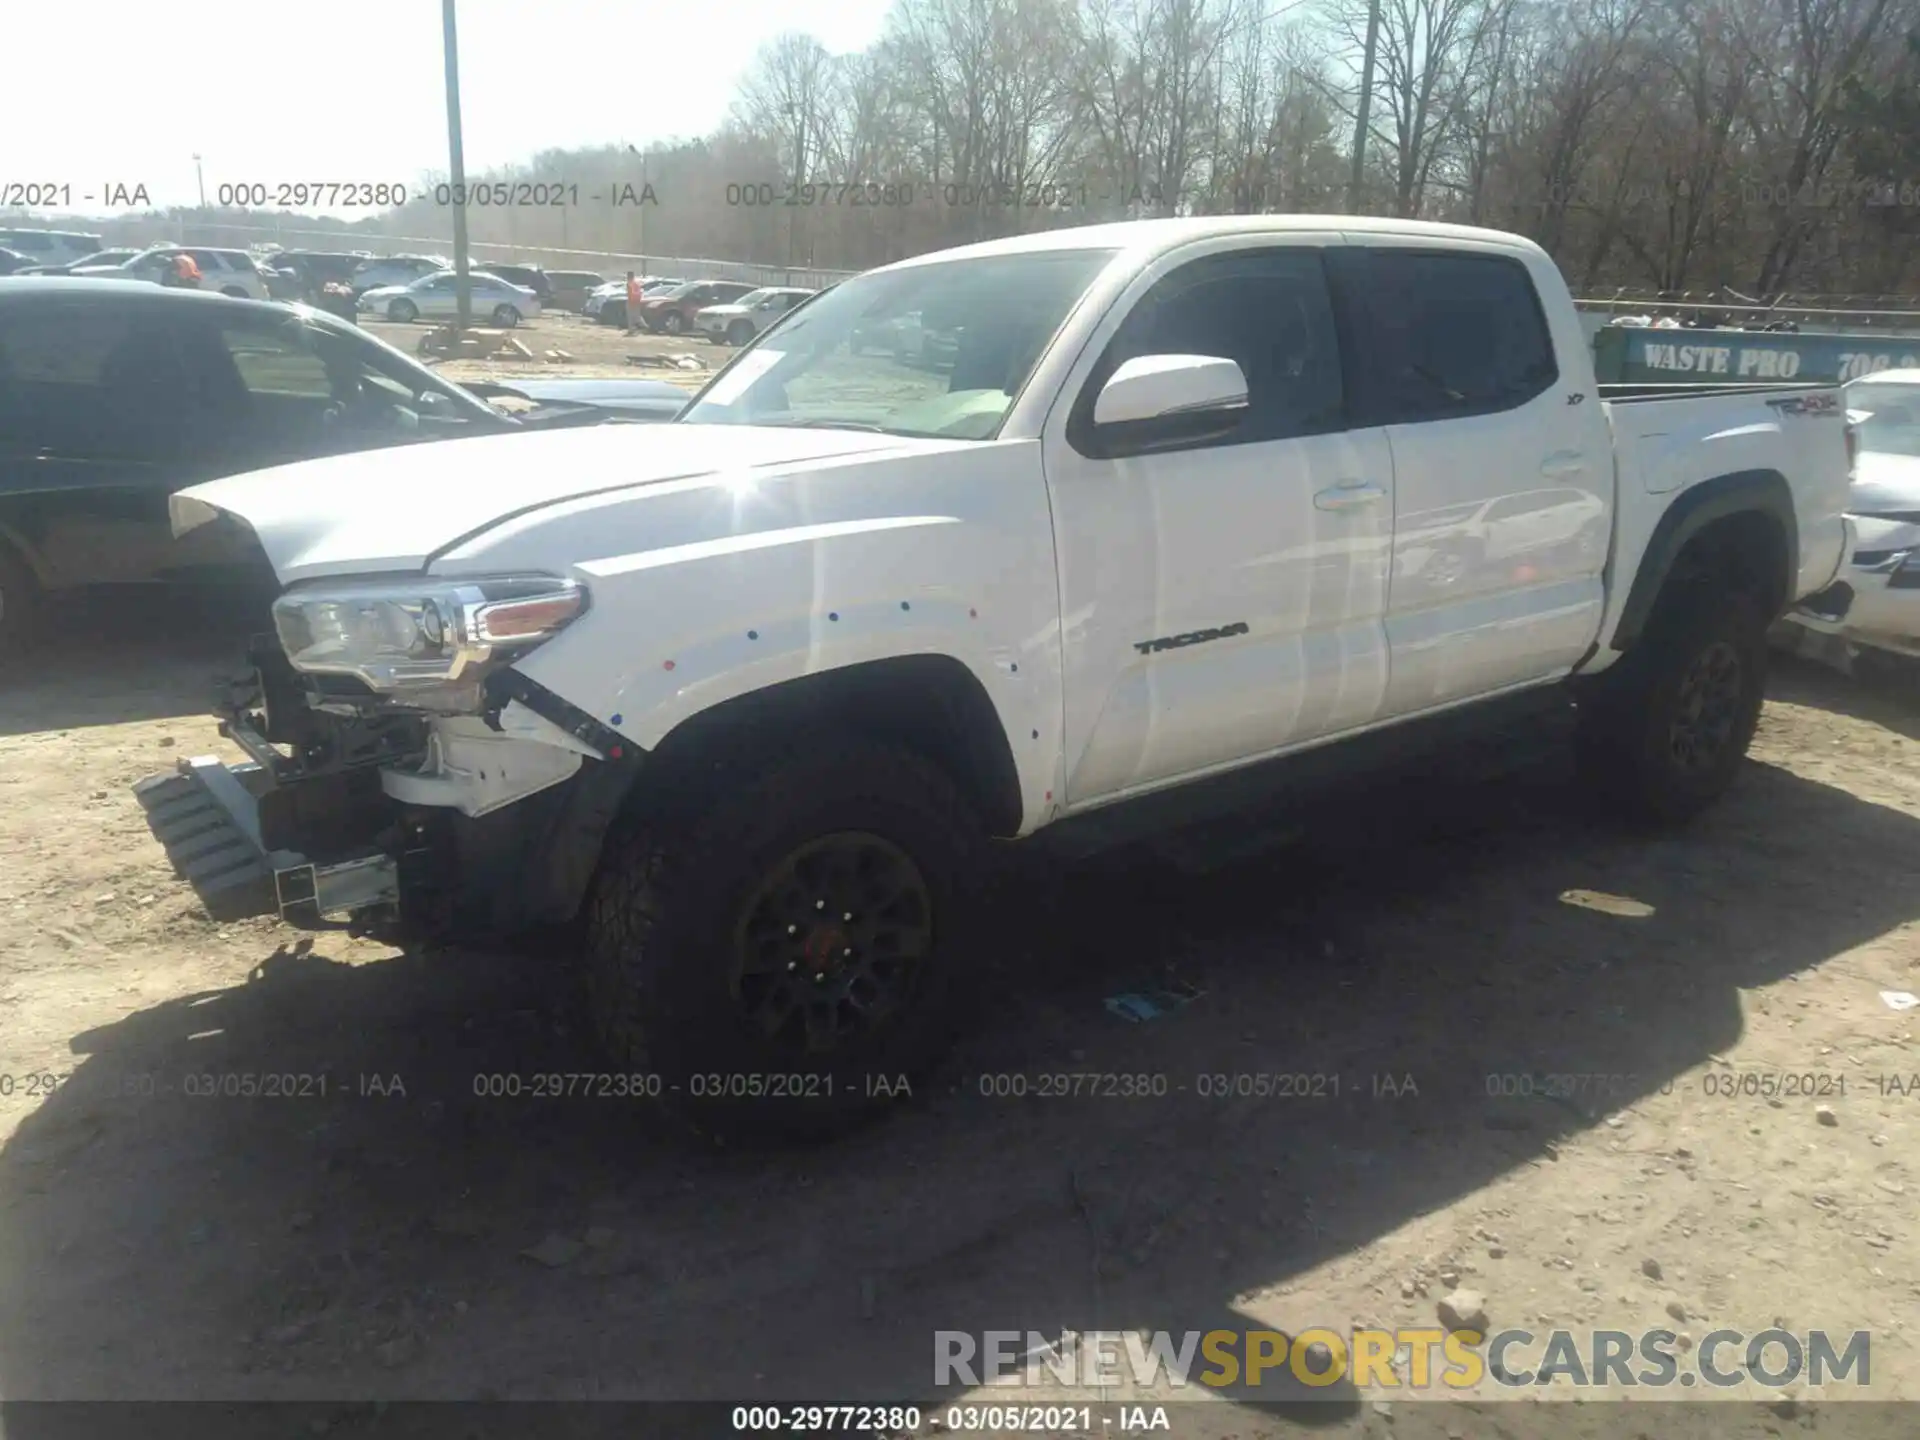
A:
1074;247;1346;453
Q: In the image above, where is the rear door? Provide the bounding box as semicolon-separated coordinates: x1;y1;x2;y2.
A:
1329;242;1613;715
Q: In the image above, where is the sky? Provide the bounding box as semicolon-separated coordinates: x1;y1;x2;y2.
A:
2;0;896;219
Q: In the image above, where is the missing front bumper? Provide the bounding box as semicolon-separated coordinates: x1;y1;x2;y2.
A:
133;755;397;926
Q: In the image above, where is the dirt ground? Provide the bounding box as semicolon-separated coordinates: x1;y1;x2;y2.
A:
362;310;731;391
1;593;1918;1437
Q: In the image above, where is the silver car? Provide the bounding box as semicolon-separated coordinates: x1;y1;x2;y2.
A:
348;255;451;294
357;270;544;327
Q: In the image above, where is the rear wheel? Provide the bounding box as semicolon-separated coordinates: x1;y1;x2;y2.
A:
583;738;983;1141
492;304;521;327
1576;584;1768;825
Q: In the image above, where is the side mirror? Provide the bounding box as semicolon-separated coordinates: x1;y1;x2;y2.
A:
1094;354;1248;427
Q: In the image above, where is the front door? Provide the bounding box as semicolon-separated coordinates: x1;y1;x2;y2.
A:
1043;238;1396;807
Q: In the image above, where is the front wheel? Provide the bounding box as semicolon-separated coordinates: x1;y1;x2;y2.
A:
726;319;755;347
388;299;418;323
1575;585;1768;825
583;738;983;1141
492;304;521;327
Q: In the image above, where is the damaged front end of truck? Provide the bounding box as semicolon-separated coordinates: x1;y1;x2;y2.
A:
135;570;639;943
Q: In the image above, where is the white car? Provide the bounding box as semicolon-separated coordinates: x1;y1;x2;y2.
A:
358;270;543;326
695;286;815;345
73;245;271;299
1782;370;1920;659
0;227;106;269
138;214;1851;1140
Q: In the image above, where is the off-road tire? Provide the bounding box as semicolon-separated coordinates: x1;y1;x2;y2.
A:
1575;583;1768;826
583;737;985;1141
0;542;42;656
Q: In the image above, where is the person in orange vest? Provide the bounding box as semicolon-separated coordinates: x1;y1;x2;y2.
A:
625;271;644;335
165;251;202;289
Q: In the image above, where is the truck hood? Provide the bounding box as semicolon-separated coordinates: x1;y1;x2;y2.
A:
172;423;924;583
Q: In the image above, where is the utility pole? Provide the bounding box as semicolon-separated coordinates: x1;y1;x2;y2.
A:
1347;0;1381;214
192;154;206;209
442;0;472;331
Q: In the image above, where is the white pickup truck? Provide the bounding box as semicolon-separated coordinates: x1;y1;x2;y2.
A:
135;216;1853;1137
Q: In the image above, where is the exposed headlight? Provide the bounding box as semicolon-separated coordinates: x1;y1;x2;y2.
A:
272;575;588;694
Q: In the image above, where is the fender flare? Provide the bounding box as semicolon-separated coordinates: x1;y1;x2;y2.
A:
1609;468;1798;653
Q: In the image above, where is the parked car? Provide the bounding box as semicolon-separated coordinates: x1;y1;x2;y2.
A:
17;247;141;277
0;228;103;269
357;270;543;326
73;246;272;299
585;276;683;326
133;215;1852;1142
634;279;756;334
546;270;605;311
1781;369;1920;660
0;278;681;651
474;263;553;305
348;255;450;295
264;251;368;301
0;249;34;276
694;286;816;345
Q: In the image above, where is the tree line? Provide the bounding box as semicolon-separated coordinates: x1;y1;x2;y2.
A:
29;0;1920;297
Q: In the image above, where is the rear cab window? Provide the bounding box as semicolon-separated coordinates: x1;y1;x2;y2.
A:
1330;247;1558;424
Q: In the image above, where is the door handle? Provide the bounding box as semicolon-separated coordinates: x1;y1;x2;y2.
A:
1541;451;1587;478
1313;481;1387;512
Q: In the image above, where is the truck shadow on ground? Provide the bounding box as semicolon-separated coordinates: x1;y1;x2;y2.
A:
0;588;265;737
1;689;1917;1431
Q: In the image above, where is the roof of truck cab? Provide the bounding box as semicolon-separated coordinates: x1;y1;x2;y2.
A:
875;214;1546;271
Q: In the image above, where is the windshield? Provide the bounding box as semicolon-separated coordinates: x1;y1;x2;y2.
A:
1849;382;1920;458
732;289;774;307
678;247;1118;440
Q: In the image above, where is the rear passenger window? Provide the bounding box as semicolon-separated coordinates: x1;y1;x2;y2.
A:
1340;249;1557;423
1075;247;1344;452
220;322;331;397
